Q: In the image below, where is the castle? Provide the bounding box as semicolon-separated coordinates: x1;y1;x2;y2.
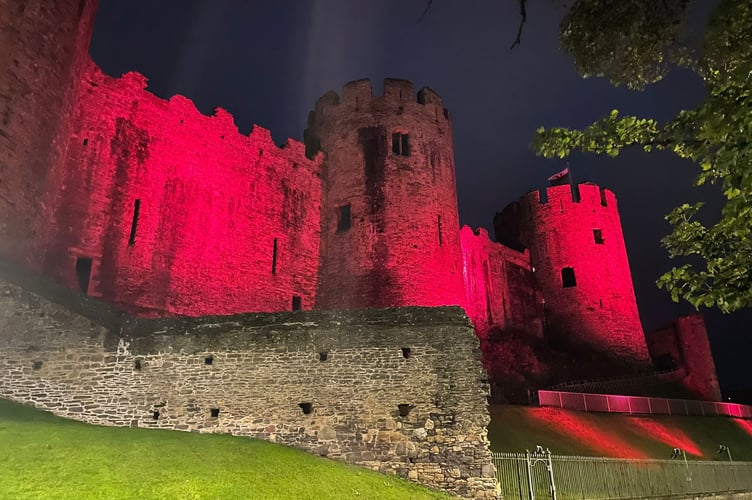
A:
0;2;719;401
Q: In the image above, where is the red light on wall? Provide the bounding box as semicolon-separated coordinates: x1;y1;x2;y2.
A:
735;418;752;437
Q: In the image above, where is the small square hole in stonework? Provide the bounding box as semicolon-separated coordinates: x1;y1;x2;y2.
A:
319;352;328;362
397;404;414;417
204;355;214;365
32;361;43;370
82;138;88;146
152;411;160;420
134;359;142;370
401;347;412;359
210;408;220;418
299;402;313;415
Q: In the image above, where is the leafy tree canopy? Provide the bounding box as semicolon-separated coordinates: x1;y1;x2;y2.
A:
533;0;752;313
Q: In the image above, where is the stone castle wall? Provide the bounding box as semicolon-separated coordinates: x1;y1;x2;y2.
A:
495;183;651;372
0;0;98;263
305;79;466;311
40;61;323;317
0;264;498;499
460;226;543;338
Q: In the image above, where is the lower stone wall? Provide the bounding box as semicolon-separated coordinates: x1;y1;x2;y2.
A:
0;269;498;499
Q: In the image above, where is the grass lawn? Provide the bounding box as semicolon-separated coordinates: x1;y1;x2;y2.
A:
489;404;752;461
0;398;452;500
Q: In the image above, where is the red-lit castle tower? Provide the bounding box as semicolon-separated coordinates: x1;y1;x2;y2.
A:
0;0;99;263
305;79;465;310
495;182;651;370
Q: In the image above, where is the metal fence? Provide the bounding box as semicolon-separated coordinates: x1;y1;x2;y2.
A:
493;451;752;500
537;390;752;419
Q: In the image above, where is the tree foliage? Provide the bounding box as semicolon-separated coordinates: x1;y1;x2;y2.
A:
534;0;752;313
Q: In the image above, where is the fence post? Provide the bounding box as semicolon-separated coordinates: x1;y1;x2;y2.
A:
525;450;535;500
546;449;558;500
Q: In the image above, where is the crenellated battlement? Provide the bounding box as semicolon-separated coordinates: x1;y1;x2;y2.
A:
311;78;450;122
83;61;315;166
521;183;617;211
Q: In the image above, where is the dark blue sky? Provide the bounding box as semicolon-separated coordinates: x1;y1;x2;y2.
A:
88;0;748;392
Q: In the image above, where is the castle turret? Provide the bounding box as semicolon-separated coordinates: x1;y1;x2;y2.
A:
305;79;465;309
0;0;99;263
495;183;651;369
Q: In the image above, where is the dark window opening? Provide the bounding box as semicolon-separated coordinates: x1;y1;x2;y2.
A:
600;187;608;206
401;347;412;359
299;402;313;415
559;199;564;213
593;229;604;244
204;355;214;365
319;352;328;362
152;411;160;420
337;204;351;232
654;353;677;371
561;267;576;288
599;298;603;308
128;199;141;246
292;295;302;311
437;215;443;246
391;132;410;156
134;359;142;370
272;238;278;274
397;404;414;417
75;257;92;294
82;138;88;146
210;408;220;418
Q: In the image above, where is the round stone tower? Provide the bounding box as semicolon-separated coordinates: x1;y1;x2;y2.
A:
305;78;465;310
495;182;651;368
0;0;98;263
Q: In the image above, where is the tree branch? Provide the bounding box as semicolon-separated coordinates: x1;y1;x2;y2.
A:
510;0;527;49
417;0;433;23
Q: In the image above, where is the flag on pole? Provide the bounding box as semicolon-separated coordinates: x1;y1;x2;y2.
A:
548;167;570;186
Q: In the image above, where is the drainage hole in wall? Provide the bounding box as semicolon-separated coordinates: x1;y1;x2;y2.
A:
32;361;43;370
152;411;160;420
299;402;313;415
319;352;328;362
210;408;220;418
401;347;412;359
204;355;214;365
134;359;142;370
397;404;414;417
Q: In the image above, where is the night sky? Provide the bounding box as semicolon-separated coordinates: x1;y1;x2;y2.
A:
88;0;749;393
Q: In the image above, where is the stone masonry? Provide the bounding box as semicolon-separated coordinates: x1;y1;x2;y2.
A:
0;263;499;499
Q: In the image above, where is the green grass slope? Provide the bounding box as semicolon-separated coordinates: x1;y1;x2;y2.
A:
0;399;452;500
489;405;752;461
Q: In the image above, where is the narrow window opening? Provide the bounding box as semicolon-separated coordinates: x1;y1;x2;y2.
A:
75;257;92;294
292;295;302;311
443;108;449;119
299;402;313;414
337;204;351;232
271;238;278;274
593;229;604;244
152;411;160;420
128;199;141;246
599;187;608;206
134;359;142;370
204;355;214;365
599;298;603;308
82;138;88;146
559;199;564;213
210;408;220;418
401;347;412;359
319;352;328;362
561;267;576;288
437;215;443;246
391;132;410;156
